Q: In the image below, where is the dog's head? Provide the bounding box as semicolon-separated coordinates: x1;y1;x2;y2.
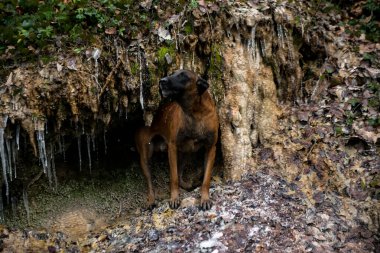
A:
159;69;209;99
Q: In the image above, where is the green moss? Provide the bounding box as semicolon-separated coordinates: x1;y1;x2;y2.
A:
157;44;176;66
208;44;225;104
130;62;139;76
368;98;380;109
334;126;343;136
183;22;193;35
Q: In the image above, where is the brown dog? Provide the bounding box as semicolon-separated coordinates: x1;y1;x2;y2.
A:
135;69;219;210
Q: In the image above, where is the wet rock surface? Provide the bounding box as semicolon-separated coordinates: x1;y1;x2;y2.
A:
2;169;379;252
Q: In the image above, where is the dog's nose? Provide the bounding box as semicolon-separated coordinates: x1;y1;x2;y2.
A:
159;77;168;88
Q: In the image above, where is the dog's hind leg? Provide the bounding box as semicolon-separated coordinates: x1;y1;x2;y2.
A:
135;127;155;209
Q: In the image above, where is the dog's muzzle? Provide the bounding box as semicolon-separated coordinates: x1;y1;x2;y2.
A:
159;78;170;98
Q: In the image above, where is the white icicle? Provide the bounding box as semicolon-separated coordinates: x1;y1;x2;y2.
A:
138;48;144;110
50;143;57;189
46;145;52;187
91;134;96;152
87;135;92;173
247;26;257;68
12;140;16;179
284;28;294;61
93;48;102;90
36;130;48;174
277;24;285;48
260;39;266;58
16;124;20;150
0;128;9;199
5;138;12;180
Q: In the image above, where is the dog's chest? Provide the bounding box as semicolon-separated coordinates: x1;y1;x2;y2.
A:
177;118;214;152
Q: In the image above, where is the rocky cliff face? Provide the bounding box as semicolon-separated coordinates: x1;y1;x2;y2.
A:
0;1;305;184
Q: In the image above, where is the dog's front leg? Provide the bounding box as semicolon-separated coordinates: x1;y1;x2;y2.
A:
201;145;216;210
168;142;180;208
136;128;155;209
139;142;155;209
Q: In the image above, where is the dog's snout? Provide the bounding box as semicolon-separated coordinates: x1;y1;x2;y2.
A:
159;77;169;87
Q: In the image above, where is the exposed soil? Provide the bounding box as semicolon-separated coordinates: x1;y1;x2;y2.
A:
1;168;379;252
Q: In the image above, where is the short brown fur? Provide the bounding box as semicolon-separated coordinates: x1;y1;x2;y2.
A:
135;70;219;210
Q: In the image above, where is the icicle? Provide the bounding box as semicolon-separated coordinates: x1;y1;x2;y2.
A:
138;47;144;110
284;28;294;61
277;24;285;48
16;124;20;150
247;26;259;69
50;143;57;189
260;39;266;58
180;56;184;69
5;137;12;180
0;128;9;199
92;48;101;90
125;52;132;90
86;135;92;173
36;130;48;174
12;140;16;179
91;134;96;152
46;145;52;187
103;130;107;155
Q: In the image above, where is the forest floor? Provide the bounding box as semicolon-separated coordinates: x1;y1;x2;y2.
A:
0;166;378;252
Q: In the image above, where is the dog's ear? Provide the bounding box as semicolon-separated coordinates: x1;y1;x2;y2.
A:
196;77;209;95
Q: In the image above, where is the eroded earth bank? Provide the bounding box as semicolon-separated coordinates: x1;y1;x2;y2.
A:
0;0;379;252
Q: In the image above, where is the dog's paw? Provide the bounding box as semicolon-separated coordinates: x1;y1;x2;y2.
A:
169;198;180;209
147;202;157;210
200;199;213;210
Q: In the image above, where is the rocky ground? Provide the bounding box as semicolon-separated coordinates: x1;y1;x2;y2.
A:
1;168;378;252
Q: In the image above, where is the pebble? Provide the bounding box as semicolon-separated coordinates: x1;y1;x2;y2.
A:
148;229;159;241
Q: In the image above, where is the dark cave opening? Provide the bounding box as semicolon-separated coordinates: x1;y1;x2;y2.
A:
1;106;223;226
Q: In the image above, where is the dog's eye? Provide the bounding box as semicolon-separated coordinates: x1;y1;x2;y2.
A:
178;72;189;81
